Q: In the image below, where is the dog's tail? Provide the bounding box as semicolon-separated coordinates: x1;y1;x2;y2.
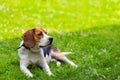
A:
61;52;73;55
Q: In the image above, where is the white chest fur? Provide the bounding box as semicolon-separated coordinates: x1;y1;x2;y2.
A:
18;47;51;65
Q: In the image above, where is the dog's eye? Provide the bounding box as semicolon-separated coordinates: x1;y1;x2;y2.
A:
37;33;42;36
43;31;47;34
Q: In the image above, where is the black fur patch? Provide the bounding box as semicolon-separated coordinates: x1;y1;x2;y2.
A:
17;43;30;50
42;45;52;57
42;45;59;57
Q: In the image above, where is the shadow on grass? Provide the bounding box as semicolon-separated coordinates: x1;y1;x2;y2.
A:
0;25;120;80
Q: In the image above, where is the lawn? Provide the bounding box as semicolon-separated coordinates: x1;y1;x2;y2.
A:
0;0;120;80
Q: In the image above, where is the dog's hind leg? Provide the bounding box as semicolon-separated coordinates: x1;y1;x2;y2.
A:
50;59;61;67
51;50;78;68
62;52;73;55
59;56;78;68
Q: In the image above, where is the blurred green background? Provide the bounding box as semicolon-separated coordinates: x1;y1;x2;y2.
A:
0;0;120;39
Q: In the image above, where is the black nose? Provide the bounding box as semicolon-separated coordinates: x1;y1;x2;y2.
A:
49;37;53;44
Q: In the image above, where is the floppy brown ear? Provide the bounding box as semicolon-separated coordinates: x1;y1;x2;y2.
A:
22;29;35;48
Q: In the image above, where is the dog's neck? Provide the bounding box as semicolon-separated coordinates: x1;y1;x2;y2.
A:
18;41;42;53
30;45;41;53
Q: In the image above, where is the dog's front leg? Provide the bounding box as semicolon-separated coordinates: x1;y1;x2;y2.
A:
39;49;53;76
43;61;53;76
38;58;53;76
20;61;33;78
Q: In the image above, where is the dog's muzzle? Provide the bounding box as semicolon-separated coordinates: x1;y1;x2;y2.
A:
40;37;53;48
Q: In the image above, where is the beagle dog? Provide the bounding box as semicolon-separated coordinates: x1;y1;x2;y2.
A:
18;27;77;78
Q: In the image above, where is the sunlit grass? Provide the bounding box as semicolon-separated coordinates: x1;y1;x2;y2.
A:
0;0;120;80
0;0;120;38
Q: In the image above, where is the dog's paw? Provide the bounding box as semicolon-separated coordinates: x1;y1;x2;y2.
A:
56;61;61;67
51;73;55;77
27;73;33;78
71;64;78;68
74;64;78;68
48;71;53;76
48;72;55;77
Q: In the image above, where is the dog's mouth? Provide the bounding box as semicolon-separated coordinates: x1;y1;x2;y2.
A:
40;45;51;48
39;43;52;48
49;37;53;45
39;44;51;47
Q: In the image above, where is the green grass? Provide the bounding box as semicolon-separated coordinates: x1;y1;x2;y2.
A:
0;0;120;80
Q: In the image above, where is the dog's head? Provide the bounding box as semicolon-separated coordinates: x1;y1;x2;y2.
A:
22;27;53;48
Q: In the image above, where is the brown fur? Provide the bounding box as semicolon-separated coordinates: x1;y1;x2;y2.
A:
22;29;35;48
22;27;47;48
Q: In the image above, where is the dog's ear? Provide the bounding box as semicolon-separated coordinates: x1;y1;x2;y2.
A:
22;28;35;48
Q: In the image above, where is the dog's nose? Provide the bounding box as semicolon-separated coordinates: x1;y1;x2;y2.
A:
49;37;53;44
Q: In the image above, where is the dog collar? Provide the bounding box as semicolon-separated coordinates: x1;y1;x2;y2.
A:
17;43;30;50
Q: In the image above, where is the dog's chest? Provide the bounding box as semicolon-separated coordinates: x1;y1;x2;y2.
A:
28;52;42;63
19;47;52;64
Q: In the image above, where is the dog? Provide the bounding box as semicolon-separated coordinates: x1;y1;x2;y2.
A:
18;27;77;78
